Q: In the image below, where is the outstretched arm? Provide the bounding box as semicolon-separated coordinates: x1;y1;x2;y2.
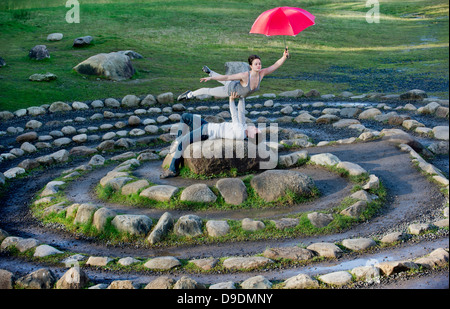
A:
200;71;246;83
260;48;289;77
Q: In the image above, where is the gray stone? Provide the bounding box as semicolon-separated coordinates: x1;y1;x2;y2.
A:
121;179;149;195
73;36;93;47
173;276;204;289
86;256;113;266
0;269;15;289
408;223;433;235
144;256;181;270
433;126;449;141
351;266;380;282
241;218;265;231
173;215;203;237
319;271;353;286
147;212;174;244
223;257;273;270
336;161;367;176
206;220;230;237
375;260;419;276
144;276;175;289
33;245;63;257
250;170;315;202
73;52;134;81
16;268;56;289
180;184;217;203
341;238;377;251
380;232;406;244
92;207;117;232
140;185;179;202
190;258;219;271
29;72;57;82
49;101;72;113
29;45;50;60
240;275;272;289
263;247;315;261
310;153;341;166
56;267;89;289
284;273;319;289
340;201;368;218
74;204;98;225
270;218;299;229
111;214;153;236
209;281;236;289
306;242;343;258
216;178;247;205
156;92;174;104
307;212;334;228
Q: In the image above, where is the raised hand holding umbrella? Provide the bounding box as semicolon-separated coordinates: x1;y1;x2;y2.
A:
250;6;316;58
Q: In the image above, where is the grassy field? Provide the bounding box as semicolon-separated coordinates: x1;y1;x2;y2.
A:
0;0;448;111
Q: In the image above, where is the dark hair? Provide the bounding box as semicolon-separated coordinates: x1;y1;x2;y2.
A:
248;54;261;65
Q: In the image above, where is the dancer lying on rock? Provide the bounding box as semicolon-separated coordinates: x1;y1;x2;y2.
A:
177;48;290;101
160;92;261;179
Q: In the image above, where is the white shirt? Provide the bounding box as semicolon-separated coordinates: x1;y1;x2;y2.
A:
207;122;246;140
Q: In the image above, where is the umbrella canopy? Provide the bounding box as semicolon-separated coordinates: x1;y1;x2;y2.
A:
250;6;315;37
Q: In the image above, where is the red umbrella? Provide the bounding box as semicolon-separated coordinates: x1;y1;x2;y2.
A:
250;7;315;57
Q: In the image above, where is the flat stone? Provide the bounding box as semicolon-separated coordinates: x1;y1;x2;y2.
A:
283;273;319;289
341;238;377;251
180;184;217;203
209;281;236;289
306;242;343;258
310;153;341;166
319;271;353;286
144;276;175;289
223;257;273;270
240;275;272;289
351;266;380;282
270;218;299;229
380;232;406;244
241;218;265;231
121;179;149;195
86;256;113;267
263;247;315;261
33;245;63;257
307;212;334;228
144;256;181;270
190;258;219;271
340;201;368;218
336;161;367;176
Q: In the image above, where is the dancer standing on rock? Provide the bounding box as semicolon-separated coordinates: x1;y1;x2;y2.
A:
160;92;261;179
177;48;290;101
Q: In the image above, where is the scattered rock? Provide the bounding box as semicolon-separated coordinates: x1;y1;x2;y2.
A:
250;170;315;202
29;45;50;60
73;52;134;81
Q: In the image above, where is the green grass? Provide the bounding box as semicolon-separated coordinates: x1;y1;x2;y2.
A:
0;0;448;111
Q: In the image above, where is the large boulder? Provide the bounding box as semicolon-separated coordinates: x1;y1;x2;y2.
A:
73;52;135;81
250;170;315;202
182;139;273;176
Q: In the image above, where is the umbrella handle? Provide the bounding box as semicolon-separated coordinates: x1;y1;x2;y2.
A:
285;47;290;59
